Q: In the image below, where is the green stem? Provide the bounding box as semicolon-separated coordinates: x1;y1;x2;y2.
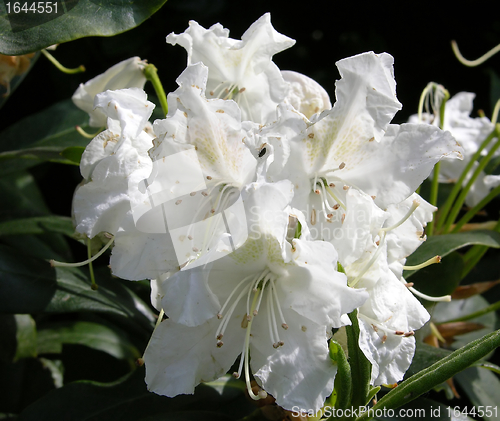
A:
438;300;500;324
435;128;499;233
354;329;500;421
144;64;168;117
441;125;500;233
451;184;500;233
87;238;98;291
428;90;450;236
41;49;85;74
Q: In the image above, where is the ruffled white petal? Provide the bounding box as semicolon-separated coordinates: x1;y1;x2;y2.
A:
72;57;147;127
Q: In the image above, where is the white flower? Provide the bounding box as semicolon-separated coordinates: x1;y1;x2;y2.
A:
281;70;331;120
409;92;499;206
72;87;154;239
111;63;258;280
335;190;434;385
256;52;463;230
72;57;147;127
167;13;295;124
144;181;368;411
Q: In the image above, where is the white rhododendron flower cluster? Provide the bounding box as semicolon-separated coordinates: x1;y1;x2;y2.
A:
71;13;464;412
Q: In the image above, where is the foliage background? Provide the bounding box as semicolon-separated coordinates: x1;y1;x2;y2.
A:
1;0;500;419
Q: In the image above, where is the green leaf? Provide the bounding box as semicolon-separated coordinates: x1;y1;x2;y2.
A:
20;368;254;421
346;310;372;408
0;358;58;414
0;99;90;175
405;342;452;379
455;367;500;421
60;146;85;165
0;1;169;55
37;321;140;361
433;295;497;346
0;216;74;237
0;244;155;332
355;329;500;420
13;314;37;361
404;231;500;279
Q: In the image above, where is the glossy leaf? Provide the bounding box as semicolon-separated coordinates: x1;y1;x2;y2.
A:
0;1;169;55
407;251;463;298
13;314;37;361
0;99;90;175
0;216;74;237
0;244;155;332
20;368;254;421
404;231;500;278
405;342;451;379
37;321;140;360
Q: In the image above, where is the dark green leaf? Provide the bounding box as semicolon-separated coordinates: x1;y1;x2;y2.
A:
405;342;452;379
404;231;500;278
13;314;37;361
406;252;463;299
0;216;74;237
0;358;57;414
60;146;85;165
20;368;254;421
0;1;169;55
37;321;140;360
0;245;155;332
0;99;90;175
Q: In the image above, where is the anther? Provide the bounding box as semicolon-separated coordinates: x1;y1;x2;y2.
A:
333;204;340;210
239;87;246;93
405;282;414;288
311;209;317;225
315;189;321;194
175;200;182;205
206;175;212;180
273;343;279;349
190;192;196;196
327;213;333;218
343;185;349;190
282;323;288;330
278;341;284;347
339;162;346;169
217;340;224;348
382;335;387;343
201;191;208;196
395;330;404;335
217;313;223;319
253;310;258;316
404;331;415;337
192;247;199;252
329;183;335;188
232;372;240;378
217;333;223;340
258;390;268;399
308;133;315;138
188;235;193;240
372;324;379;332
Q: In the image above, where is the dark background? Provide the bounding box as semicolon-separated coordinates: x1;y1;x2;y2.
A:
3;0;500;128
